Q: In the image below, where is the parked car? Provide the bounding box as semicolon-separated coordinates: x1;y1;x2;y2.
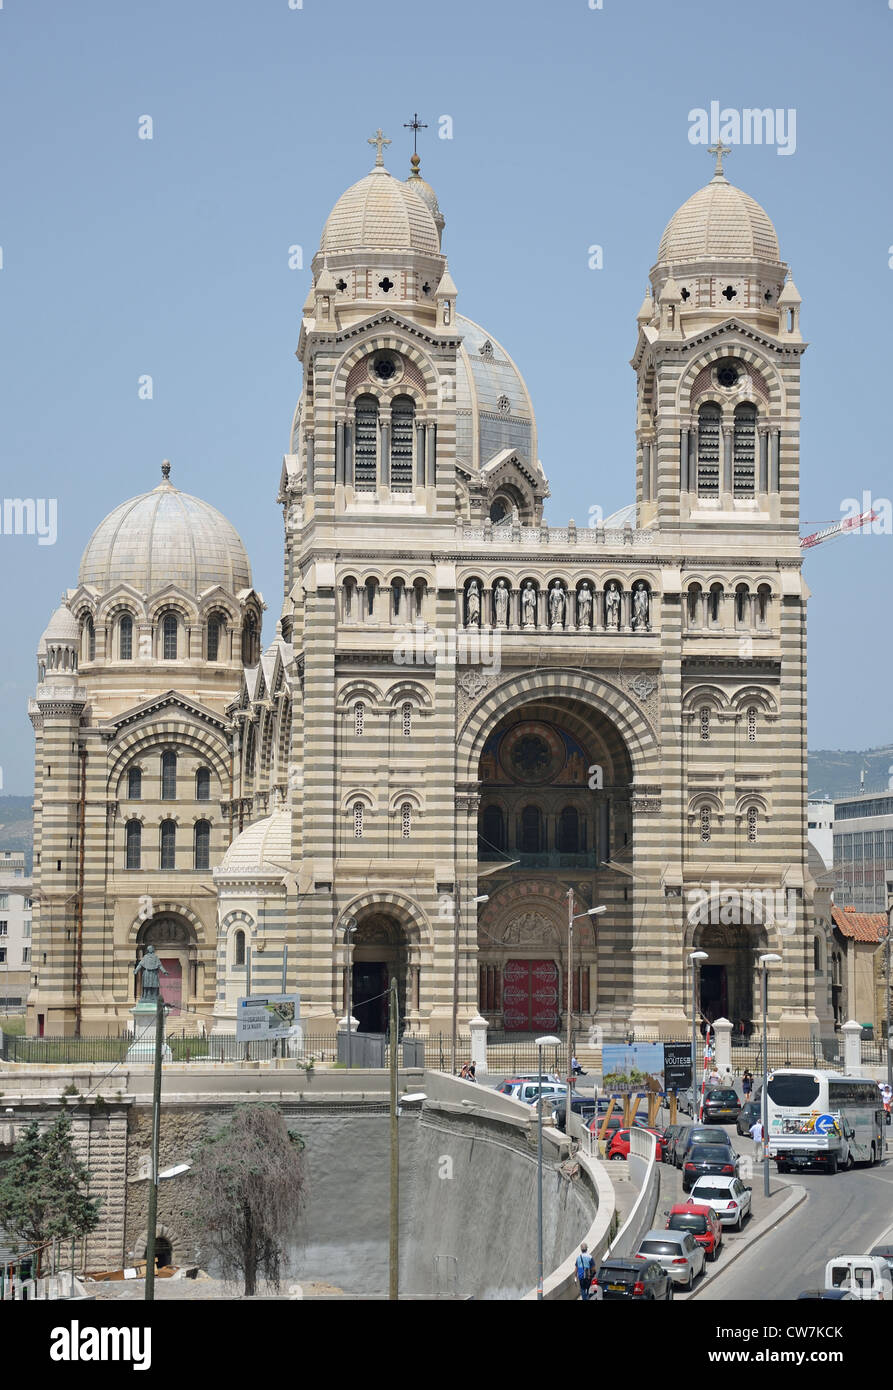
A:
736;1100;762;1136
495;1074;561;1096
666;1201;723;1261
682;1144;739;1192
587;1113;626;1139
688;1175;752;1230
594;1257;673;1301
676;1125;737;1163
701;1088;741;1124
498;1080;567;1105
796;1289;857;1300
551;1096;597;1130
662;1124;686;1165
606;1127;666;1161
824;1255;893;1301
634;1229;706;1290
676;1088;695;1116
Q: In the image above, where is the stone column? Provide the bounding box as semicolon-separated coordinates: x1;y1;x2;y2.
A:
426;423;437;485
344;422;353;486
306;435;315;492
680;428;690;491
769;430;780;492
468;1013;489;1075
416;423;426;484
688;422;697;495
641;442;651;502
335;421;344;485
758;426;769;493
722;425;733;498
842;1018;862;1076
380;416;391;489
713;1016;733;1073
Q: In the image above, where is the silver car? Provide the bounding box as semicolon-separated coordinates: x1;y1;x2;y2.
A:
634;1229;706;1290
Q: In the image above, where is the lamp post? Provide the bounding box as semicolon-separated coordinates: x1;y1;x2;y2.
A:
535;1032;561;1300
343;919;357;1069
758;952;782;1197
885;880;893;1091
566;891;605;1091
689;951;708;1116
451;859;520;1075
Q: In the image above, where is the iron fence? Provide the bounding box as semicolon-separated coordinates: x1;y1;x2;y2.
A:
1;1033;342;1065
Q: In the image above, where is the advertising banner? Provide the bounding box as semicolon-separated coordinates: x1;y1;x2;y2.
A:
236;993;300;1040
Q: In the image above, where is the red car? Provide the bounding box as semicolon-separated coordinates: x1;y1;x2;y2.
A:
606;1127;666;1161
666;1201;723;1261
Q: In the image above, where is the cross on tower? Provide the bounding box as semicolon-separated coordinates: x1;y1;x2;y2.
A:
367;128;391;166
708;140;732;177
403;112;428;155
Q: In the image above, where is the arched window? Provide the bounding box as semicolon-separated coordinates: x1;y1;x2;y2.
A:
687;583;702;626
401;802;412;839
814;938;822;973
82;616;95;663
193;820;211;870
735;584;750;625
520;805;543;854
241;613;259;666
489;497;509;524
365;578;378;619
747;707;757;743
128;766;142;800
391;577;405;619
747;807;758;843
354;701;365;737
757;584;771;625
480;804;506;853
196;767;211;801
700;806;711;843
119;614;133;661
412;578;426;619
160;819;177;870
207;614;223;661
733;403;757;496
342;577;357;622
234;929;246;966
401;701;412;738
162;612;178;660
697;402;721;496
699;707;711;741
244;724;256;779
708;583;722;625
558;806;580;854
125;820;141;869
354;394;379;491
390;396;415;491
161;750;177;800
353;802;364;839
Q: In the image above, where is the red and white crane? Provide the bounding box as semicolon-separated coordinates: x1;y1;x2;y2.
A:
800;509;878;550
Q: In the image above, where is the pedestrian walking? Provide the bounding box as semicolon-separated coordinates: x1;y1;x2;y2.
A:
572;1055;586;1076
749;1117;764;1160
575;1242;595;1300
466;1062;476;1083
742;1069;754;1099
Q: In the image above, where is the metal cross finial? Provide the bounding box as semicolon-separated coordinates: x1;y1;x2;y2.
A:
708;140;732;177
368;128;391;166
403;112;428;156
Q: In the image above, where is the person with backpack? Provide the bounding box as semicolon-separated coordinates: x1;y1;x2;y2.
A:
575;1242;595;1300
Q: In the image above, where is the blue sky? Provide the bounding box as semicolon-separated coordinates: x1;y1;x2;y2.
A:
0;0;890;793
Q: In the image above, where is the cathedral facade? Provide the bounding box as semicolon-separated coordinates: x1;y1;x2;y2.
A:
27;139;829;1040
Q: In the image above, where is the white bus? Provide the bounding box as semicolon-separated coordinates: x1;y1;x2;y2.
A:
760;1069;885;1175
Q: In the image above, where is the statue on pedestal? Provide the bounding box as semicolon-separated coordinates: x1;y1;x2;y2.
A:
466;580;481;627
577;583;593;629
549;581;566;630
605;581;621;631
521;581;537;628
134;944;168;1001
494;580;509;627
632;581;651;632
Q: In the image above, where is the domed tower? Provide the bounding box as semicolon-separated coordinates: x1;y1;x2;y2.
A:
27;463;262;1036
631;146;804;530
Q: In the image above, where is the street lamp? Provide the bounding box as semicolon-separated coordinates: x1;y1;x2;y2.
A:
758;952;782;1197
566;892;606;1091
535;1032;561;1300
343;919;357;1069
885;880;893;1091
451;860;520;1075
689;951;708;1116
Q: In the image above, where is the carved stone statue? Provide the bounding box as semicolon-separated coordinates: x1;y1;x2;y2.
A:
549;581;565;629
466;580;481;627
494;580;509;627
521;581;537;627
632;581;650;632
577;583;592;629
605;582;621;631
134;944;168;1001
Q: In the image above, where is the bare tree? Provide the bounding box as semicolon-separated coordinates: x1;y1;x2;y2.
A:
190;1104;307;1296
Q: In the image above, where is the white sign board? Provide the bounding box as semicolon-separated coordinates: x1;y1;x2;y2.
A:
236;993;301;1040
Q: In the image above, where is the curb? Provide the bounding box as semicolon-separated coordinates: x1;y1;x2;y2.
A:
686;1182;808;1299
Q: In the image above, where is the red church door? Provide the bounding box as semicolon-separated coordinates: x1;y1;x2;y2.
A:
502;959;559;1032
160;959;182;1015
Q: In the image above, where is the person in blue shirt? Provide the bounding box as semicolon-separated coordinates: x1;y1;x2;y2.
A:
575;1242;595;1300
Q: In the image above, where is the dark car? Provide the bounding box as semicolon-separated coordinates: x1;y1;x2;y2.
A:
702;1088;741;1124
682;1143;739;1193
552;1095;597;1131
676;1125;736;1163
594;1257;673;1301
662;1124;686;1165
736;1100;762;1136
796;1290;856;1301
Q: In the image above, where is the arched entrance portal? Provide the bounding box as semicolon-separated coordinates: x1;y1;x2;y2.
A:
351;914;408;1034
136;915;198;1018
475;696;633;1033
692;921;769;1033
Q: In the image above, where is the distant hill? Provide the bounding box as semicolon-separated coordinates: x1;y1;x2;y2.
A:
808;746;893;801
0;796;33;871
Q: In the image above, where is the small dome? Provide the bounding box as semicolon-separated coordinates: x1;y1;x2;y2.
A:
217;810;292;876
39;601;80;652
455;315;536;471
320;166;440;255
79;465;251;596
657;176;780;263
406;154;444;238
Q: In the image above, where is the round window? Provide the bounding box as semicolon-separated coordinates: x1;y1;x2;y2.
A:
717;364;740;388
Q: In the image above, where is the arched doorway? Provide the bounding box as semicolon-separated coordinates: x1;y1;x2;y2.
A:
136;915;198;1018
351;914;408;1034
691;920;769;1033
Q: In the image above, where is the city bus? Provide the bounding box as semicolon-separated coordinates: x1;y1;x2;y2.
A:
760;1069;885;1174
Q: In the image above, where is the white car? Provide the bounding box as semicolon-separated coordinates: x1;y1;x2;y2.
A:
634;1229;706;1290
689;1175;753;1230
825;1256;893;1301
511;1081;567;1105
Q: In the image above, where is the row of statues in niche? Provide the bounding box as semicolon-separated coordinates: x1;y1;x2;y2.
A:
465;579;651;632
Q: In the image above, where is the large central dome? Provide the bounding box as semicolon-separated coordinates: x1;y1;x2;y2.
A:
79;466;251;595
320;165;440;254
657;174;780;263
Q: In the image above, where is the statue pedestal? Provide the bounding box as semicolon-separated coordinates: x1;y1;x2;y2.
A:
126;1000;172;1063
